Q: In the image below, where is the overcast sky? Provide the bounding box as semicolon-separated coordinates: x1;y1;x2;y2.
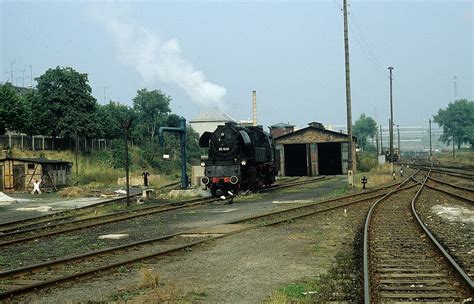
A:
1;0;472;130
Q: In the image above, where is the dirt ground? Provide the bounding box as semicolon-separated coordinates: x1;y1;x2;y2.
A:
9;175;378;303
7;169;461;303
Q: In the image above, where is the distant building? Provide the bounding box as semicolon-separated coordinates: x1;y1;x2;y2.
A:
189;111;235;136
269;123;295;139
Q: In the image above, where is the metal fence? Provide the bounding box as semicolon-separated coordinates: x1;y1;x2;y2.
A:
0;135;111;151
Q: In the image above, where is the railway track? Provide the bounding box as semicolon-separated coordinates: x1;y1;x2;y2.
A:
407;162;474;180
0;181;181;234
417;187;474;283
0;196;219;247
0;177;329;248
363;170;473;303
426;175;474;202
0;176;416;300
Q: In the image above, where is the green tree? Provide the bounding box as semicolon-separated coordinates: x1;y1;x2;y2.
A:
97;101;136;140
0;83;28;135
35;66;100;138
133;88;171;141
433;99;474;148
352;114;377;151
21;90;53;136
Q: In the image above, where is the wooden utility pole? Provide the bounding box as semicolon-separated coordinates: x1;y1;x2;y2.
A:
454;76;457;99
376;126;379;156
75;132;79;183
429;119;432;159
452;136;455;159
388;67;394;164
343;0;354;185
380;124;383;155
397;124;401;156
122;119;133;207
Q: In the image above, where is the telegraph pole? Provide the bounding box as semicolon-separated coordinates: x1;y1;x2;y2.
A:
20;69;25;87
454;76;457;99
10;61;14;83
376;126;379;156
388;66;394;164
397;124;400;156
29;65;33;87
380;124;383;155
122;118;133;207
429;119;432;159
343;0;354;186
103;87;110;103
452;136;455;159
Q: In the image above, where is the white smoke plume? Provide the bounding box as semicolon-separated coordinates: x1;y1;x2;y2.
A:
92;6;226;109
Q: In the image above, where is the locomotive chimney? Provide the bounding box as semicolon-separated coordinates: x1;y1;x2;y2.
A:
252;90;257;127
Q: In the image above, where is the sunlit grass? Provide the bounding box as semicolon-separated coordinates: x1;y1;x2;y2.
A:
435;150;474;164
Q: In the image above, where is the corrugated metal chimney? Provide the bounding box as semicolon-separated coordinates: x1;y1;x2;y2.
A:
252;90;257;126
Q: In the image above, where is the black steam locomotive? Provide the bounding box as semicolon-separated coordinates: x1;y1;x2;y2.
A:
199;122;277;196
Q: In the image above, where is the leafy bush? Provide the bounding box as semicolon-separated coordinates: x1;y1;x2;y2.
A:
357;153;378;172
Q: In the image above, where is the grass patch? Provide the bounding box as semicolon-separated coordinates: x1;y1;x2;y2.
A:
47;235;107;257
435;150;474;164
281;283;308;299
110;288;143;301
354;163;395;190
264;282;322;304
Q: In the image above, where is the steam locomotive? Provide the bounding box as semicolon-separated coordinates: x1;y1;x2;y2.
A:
199;122;277;196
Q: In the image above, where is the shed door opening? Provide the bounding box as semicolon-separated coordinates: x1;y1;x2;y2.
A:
284;144;307;176
318;143;342;175
13;165;25;191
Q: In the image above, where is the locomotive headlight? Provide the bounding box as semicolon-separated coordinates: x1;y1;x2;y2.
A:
200;161;206;167
241;160;247;166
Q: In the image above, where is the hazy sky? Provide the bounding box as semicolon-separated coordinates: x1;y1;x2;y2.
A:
1;0;472;130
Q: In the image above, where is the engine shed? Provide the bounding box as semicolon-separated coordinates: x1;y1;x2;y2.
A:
274;122;356;176
0;157;72;192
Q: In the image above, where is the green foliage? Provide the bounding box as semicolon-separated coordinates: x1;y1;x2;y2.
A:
97;101;135;140
364;143;377;154
140;140;180;175
353;114;377;151
110;139;127;169
357;152;378;172
133;88;171;141
186;125;206;161
166;113;181;127
35;66;100;138
0;83;28;134
434;99;474;148
21;90;50;136
280;283;307;299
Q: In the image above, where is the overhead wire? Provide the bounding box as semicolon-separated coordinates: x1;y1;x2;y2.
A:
348;4;388;77
332;0;388;78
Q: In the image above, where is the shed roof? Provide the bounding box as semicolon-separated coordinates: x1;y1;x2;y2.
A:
274;125;357;143
0;157;72;165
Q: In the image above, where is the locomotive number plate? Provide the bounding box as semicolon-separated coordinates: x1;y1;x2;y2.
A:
219;147;230;151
